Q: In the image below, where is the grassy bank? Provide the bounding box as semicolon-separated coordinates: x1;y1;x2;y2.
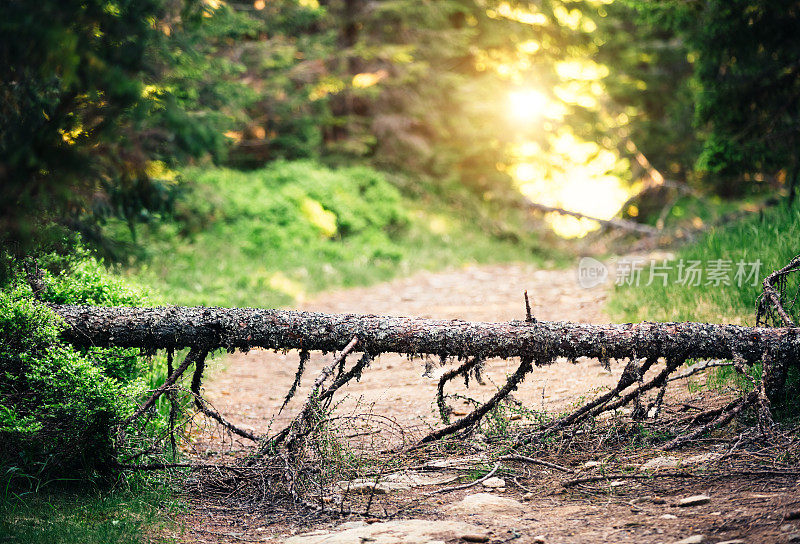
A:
0;480;180;544
115;161;560;308
608;200;800;325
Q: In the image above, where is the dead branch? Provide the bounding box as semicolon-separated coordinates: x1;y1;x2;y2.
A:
422;356;534;443
264;336;360;452
663;391;757;450
563;471;697;487
121;347;201;428
436;356;485;423
49;302;800;451
500;454;574;473
425;461;501;495
758;253;800;327
523;198;661;236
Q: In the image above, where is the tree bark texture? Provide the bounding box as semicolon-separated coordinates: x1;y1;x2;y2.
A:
53;304;800;366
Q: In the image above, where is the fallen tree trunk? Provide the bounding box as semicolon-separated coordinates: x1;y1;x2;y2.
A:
52;304;800;451
53;304;800;365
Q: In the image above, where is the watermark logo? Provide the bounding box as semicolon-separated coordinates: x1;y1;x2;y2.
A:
577;256;609;288
576;256;763;289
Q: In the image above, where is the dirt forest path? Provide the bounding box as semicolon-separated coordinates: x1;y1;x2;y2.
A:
185;262;800;544
204;263;614;438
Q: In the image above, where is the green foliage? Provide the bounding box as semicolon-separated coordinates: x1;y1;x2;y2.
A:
609;200;800;325
0;482;180;544
116;161;554;308
634;0;800;197
0;290;132;480
0;0;258;269
1;0;166;260
0;252;151;483
601;1;700;186
689;0;800;190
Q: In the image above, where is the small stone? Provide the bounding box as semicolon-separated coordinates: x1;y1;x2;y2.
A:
716;540;745;544
674;536;704;544
510;414;522;421
482;477;506;489
522;492;534;501
446;493;525;516
684;453;721;466
461;534;490;543
652;496;666;504
641;456;681;471
582;461;601;469
676;494;710;507
533;536;546;544
337;521;368;530
660;514;678;520
782;524;796;532
787;534;800;543
286;520;486;544
609;480;625;487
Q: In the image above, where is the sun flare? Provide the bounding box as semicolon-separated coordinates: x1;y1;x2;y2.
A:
508;89;549;122
510;132;632;238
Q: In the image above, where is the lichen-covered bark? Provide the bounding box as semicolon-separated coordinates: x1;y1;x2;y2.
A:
52;304;800;366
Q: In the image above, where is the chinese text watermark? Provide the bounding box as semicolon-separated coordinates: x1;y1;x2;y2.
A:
577;257;762;289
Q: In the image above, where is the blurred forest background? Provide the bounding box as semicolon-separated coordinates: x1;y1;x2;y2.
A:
2;1;800;541
4;0;799;307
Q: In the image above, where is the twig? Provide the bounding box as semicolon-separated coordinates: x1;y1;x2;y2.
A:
166;349;178;458
565;468;800;488
668;359;732;382
280;349;309;412
500;454;574;473
422;357;534;443
114;461;248;473
563;471;696;487
425;462;501;495
121;347;200;428
524;290;535;323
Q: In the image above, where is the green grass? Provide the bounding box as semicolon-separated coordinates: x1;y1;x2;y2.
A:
609;199;800;325
0;480;181;544
113;160;560;308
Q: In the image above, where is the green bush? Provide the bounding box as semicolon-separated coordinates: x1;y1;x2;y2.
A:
112;160;554;308
0;251;148;483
